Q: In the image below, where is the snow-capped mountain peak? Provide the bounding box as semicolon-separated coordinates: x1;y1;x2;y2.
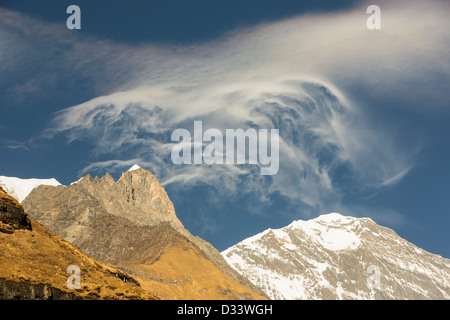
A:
127;164;141;172
313;212;348;222
286;213;362;251
229;213;362;254
222;213;450;300
0;176;61;203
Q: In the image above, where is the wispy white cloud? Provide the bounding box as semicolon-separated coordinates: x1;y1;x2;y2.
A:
2;0;449;219
3;1;449;107
0;138;30;152
79;159;144;176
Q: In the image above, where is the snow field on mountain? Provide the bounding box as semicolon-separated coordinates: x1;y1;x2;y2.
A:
0;176;61;202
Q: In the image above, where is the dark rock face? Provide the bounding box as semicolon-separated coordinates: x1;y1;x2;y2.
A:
0;278;79;300
0;187;31;232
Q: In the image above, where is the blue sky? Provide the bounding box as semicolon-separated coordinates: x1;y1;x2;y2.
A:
1;0;449;258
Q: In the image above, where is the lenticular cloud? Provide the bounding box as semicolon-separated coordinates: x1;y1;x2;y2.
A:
46;76;410;213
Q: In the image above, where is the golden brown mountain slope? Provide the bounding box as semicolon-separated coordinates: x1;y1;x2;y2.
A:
22;168;267;299
116;225;265;300
0;186;159;300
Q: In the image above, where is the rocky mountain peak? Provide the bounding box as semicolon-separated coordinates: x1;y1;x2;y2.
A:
62;166;182;231
21;167;267;299
119;164;156;184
